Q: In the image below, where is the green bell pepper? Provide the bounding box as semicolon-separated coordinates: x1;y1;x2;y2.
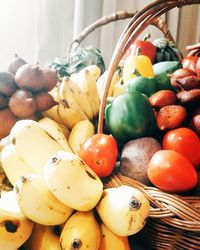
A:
153;61;181;90
105;90;156;145
124;76;159;97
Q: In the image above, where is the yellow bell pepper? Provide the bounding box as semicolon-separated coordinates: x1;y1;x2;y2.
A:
122;50;154;83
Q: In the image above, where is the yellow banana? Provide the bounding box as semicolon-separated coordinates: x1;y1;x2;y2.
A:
96;185;150;236
60;210;100;250
99;223;131;250
42;104;64;125
1;144;35;186
57;100;87;130
38;117;72;152
15;173;73;225
84;64;101;81
24;224;61;250
44;151;103;211
59;77;94;120
96;70;121;100
9;119;65;174
68;119;95;154
0;135;10;150
0;191;34;250
71;69;100;117
56;122;70;139
49;85;60;102
112;79;125;97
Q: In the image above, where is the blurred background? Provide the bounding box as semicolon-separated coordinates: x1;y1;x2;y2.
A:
0;0;199;69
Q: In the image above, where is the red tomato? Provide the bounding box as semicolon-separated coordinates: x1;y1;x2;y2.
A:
79;133;118;178
162;127;200;168
147;150;198;193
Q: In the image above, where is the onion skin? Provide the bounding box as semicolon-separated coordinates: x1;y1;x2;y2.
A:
15;64;45;92
0;72;17;97
9;90;37;118
0;108;17;139
6;54;27;75
0;94;8;109
42;68;58;92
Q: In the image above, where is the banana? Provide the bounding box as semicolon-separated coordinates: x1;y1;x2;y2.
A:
112;79;125;97
71;69;100;117
0;135;10;150
44;151;103;211
59;77;94;120
56;122;70;139
68;120;95;154
0;191;34;250
96;185;150;236
57;100;87;130
60;210;100;250
24;223;61;250
99;223;131;250
58;78;88;121
96;70;121;100
14;173;73;225
42;104;64;125
49;85;60;102
38;117;72;152
84;64;101;81
1;144;35;186
9;119;65;174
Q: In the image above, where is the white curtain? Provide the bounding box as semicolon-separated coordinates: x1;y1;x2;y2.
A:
0;0;199;70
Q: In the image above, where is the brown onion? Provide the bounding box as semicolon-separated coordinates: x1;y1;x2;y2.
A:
42;68;58;91
0;72;17;97
6;54;27;75
0;108;17;139
9;89;37;118
34;92;58;111
15;64;45;92
0;94;8;109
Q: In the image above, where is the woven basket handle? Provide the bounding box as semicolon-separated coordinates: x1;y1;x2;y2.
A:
68;10;175;53
97;0;200;133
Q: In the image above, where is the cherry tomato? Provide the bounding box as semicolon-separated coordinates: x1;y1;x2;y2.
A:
162;127;200;168
79;133;118;178
147;150;198;193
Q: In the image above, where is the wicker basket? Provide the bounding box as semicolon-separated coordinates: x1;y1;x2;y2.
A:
94;1;200;249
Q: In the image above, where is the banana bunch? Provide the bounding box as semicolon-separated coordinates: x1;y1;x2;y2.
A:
96;69;124;99
44;65;101;130
0;118;72;183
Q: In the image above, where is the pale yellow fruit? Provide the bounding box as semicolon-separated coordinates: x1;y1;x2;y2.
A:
15;173;73;225
96;185;150;236
0;191;34;250
99;223;130;250
10;119;65;174
24;223;61;250
60;210;100;250
68;119;95;154
1;144;34;186
44;151;103;211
